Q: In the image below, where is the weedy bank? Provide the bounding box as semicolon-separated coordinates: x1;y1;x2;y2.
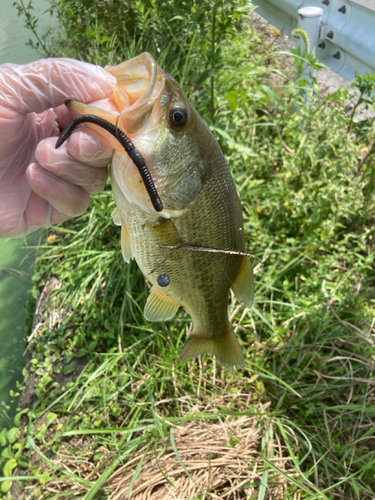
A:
1;0;375;498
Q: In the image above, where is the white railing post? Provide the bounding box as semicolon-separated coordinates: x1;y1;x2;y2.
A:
296;6;323;83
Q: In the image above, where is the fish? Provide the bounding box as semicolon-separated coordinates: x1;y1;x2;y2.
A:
65;52;254;368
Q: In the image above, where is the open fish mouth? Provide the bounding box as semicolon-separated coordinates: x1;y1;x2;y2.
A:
55;53;167;212
105;53;165;135
106;53;158;108
61;53;166;150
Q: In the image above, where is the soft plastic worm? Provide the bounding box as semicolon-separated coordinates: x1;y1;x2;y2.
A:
55;114;163;212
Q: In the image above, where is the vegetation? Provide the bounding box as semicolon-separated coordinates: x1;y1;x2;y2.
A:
2;0;375;498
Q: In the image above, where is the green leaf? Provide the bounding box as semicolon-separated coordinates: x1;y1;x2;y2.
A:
88;341;98;352
170;428;201;492
1;446;13;459
38;471;51;484
1;481;11;493
258;469;268;500
46;413;58;426
3;458;17;477
17;456;29;469
224;90;237;111
260;84;281;105
0;428;7;447
7;428;18;444
64;353;74;364
63;365;75;375
13;409;28;426
169;15;185;21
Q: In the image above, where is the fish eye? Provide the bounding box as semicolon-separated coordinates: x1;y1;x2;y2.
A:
169;107;188;128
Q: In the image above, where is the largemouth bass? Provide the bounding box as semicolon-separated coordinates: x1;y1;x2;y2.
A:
65;53;254;368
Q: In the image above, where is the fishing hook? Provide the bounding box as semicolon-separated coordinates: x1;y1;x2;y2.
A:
55;114;163;212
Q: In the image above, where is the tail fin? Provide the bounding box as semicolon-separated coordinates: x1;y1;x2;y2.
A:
179;323;244;369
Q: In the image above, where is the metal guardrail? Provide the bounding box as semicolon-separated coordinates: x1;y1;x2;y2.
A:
252;0;375;81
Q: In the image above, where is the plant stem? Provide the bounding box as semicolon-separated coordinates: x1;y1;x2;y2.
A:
347;91;364;134
210;4;216;123
18;0;51;57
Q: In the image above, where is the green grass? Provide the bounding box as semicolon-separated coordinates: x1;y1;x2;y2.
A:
2;1;375;498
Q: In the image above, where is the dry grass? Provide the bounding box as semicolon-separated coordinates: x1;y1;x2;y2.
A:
23;407;298;500
108;414;290;499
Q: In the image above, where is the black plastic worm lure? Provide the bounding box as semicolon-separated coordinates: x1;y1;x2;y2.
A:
55;114;163;212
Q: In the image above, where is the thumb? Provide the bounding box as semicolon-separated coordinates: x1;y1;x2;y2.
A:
0;58;116;115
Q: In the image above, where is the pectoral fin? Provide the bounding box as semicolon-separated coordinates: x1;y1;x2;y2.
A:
231;256;254;308
111;208;122;226
111;208;133;263
144;287;181;322
120;222;133;263
148;217;181;245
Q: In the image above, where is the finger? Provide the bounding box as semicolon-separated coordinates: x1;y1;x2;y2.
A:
54;104;74;130
0;58;116;115
24;190;71;235
26;163;90;217
35;133;111;194
66;129;113;166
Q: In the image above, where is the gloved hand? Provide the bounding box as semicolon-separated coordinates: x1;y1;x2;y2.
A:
0;58;116;237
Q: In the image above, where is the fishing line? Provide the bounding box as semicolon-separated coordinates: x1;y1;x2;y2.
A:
157;244;263;263
148;244;263;276
55;114;163;212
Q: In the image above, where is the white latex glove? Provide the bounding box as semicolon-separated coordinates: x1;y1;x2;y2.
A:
0;58;116;237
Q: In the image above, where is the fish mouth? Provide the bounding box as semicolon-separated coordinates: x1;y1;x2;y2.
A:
64;53;172;214
105;52;164;134
66;52;165;149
